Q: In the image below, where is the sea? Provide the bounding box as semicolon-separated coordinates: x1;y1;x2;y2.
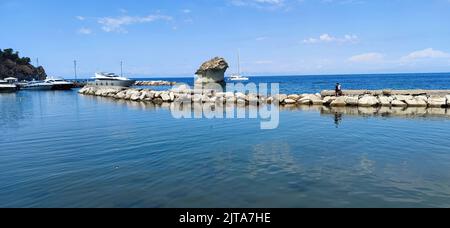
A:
1;73;450;208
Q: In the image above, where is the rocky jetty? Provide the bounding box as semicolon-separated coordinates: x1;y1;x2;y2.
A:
195;57;229;83
0;48;47;81
78;87;450;109
135;81;177;86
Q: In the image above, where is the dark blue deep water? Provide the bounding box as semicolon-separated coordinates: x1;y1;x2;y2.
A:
141;73;450;94
1;73;450;208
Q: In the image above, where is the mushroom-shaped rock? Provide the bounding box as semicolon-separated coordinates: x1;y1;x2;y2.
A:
195;57;229;83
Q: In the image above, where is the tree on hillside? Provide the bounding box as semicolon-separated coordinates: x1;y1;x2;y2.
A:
0;48;31;64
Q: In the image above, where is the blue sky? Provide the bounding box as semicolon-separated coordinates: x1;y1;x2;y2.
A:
1;0;450;78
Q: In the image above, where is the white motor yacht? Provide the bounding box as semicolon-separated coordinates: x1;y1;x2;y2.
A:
0;80;18;93
22;81;53;90
44;77;74;90
89;72;135;87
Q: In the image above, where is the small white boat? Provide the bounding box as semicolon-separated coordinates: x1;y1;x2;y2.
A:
44;77;74;90
229;74;249;81
0;80;18;93
22;81;53;90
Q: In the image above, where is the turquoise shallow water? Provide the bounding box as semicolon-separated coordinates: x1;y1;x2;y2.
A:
2;75;450;208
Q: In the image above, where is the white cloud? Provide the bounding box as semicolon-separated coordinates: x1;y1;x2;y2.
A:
322;0;365;4
230;0;286;9
303;34;358;44
349;53;384;63
98;15;172;33
76;16;85;21
77;27;92;35
181;9;192;13
402;48;450;61
256;36;268;41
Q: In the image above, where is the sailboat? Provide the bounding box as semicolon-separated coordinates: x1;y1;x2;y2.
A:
229;50;249;81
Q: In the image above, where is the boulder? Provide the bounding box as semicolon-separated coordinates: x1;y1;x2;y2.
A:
247;94;259;104
175;94;192;103
217;96;226;104
393;95;413;102
330;96;347;107
298;94;322;105
215;92;226;98
237;98;246;105
195;57;229;83
287;94;301;101
235;92;246;100
201;94;210;103
161;92;172;102
114;90;127;99
125;90;140;100
193;94;202;103
379;96;393;106
226;96;237;104
416;95;428;102
344;97;359;106
225;92;235;98
404;98;427;107
428;96;446;108
284;99;297;105
208;96;218;103
392;100;407;107
322;96;336;105
273;94;288;103
130;92;142;101
358;96;379;107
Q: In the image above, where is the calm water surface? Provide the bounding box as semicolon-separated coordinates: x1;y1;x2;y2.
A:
1;74;450;208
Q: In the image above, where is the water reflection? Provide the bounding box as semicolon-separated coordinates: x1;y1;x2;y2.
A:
80;95;450;126
334;112;343;128
248;142;302;177
0;93;25;128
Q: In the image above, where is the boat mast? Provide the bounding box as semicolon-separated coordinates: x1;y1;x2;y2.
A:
74;60;77;80
120;61;123;77
237;50;241;76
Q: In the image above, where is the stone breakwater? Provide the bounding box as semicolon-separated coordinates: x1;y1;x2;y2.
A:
78;87;450;108
134;81;177;86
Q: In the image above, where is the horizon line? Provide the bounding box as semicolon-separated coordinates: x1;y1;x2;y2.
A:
62;71;450;80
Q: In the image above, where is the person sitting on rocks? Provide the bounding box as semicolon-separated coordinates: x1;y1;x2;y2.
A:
335;83;343;97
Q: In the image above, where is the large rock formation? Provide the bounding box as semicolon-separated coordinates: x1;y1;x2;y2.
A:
195;57;229;83
0;48;47;81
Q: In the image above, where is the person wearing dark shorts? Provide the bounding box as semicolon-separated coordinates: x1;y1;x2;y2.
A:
335;83;343;97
